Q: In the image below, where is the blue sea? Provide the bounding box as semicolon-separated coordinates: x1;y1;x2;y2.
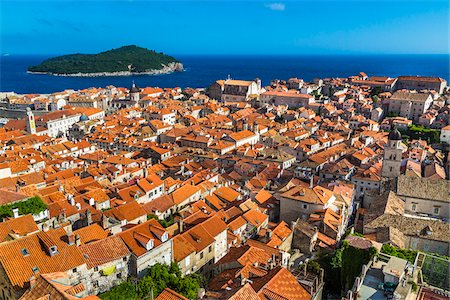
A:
0;54;449;94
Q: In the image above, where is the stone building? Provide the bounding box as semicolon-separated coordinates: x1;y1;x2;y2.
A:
397;176;450;220
292;219;318;255
220;78;262;102
258;91;315;108
387;91;433;122
118;219;173;278
395;76;447;95
277;185;336;223
79;236;131;295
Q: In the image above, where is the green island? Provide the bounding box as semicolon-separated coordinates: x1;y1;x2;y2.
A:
28;45;183;76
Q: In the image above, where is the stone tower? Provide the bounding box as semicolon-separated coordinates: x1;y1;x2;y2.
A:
26;107;36;134
130;81;141;102
381;128;403;178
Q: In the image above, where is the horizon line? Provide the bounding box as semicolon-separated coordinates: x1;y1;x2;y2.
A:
3;52;450;57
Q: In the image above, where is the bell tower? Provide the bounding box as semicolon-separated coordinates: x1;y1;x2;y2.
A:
26;107;36;135
129;81;141;102
381;128;403;178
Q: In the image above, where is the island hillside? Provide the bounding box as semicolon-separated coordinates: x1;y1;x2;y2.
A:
28;45;183;76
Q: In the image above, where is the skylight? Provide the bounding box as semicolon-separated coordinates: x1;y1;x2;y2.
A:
21;248;30;256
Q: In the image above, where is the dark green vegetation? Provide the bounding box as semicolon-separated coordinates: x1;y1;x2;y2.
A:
370;86;383;96
421;255;449;291
28;45;180;74
0;196;47;219
381;244;450;290
147;214;175;228
100;263;203;300
315;240;377;296
380;244;418;263
398;125;441;144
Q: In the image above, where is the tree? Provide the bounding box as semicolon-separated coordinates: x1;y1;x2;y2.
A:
340;241;377;291
370;86;382;96
372;95;380;105
100;263;203;300
0;196;47;219
100;280;137;300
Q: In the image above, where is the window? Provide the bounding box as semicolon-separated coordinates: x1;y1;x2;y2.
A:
411;204;416;211
185;255;191;267
116;273;122;279
32;266;39;273
21;248;30;256
434;207;440;215
200;252;204;259
123;257;127;262
303;204;308;209
72;268;77;273
49;246;58;255
209;245;212;253
94;267;98;272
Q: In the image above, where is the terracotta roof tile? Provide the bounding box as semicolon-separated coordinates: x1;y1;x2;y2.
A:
80;236;130;268
156;288;189;300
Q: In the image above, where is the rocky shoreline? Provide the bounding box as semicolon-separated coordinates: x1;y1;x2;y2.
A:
28;62;184;77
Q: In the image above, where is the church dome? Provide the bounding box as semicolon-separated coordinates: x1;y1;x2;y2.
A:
388;128;402;141
130;82;140;93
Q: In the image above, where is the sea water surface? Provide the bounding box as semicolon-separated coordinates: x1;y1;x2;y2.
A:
0;54;449;94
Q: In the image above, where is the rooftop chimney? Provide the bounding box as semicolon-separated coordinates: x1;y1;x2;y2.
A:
75;234;81;246
86;209;92;225
12;208;19;219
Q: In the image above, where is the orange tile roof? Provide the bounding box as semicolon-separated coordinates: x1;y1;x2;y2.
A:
20;272;99;300
156;288;189;300
0;214;39;243
79;236;130;268
171;184;200;205
254;189;272;205
213;186;241;203
104;200;146;222
182;223;215;253
118;219;170;257
252;267;310;300
228;216;247;232
0;228;86;289
0;188;29;206
228;130;257;142
242;209;268;228
172;234;196;263
72;224;109;245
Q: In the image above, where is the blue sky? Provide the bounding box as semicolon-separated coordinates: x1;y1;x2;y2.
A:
1;0;448;55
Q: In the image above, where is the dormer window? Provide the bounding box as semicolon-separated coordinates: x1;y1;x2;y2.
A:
21;248;30;256
146;239;154;250
161;232;168;242
32;266;39;273
49;246;58;256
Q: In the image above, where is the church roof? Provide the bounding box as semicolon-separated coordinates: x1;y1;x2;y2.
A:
388;128;402;141
130;83;140;93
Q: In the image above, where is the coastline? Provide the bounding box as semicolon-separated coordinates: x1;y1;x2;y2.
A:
27;62;184;77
